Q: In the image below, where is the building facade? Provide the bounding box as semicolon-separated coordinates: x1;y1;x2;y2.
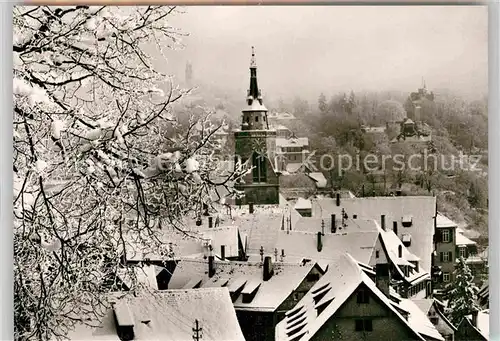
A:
234;47;280;205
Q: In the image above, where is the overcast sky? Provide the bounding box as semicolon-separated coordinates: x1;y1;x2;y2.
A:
165;6;488;101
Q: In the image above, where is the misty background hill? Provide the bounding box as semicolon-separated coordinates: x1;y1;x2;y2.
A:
159;5;487;109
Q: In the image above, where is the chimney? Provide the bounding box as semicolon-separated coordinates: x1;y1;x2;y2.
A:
317;231;323;252
263;256;274;281
208;216;213;228
114;303;135;341
471;309;478;327
331;214;336;233
221;245;226;260
208;255;215;278
375;263;391;298
381;215;386;231
336;192;340;206
249;202;254;214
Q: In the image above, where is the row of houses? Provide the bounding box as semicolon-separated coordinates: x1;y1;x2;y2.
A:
62;192;488;341
61;50;487;341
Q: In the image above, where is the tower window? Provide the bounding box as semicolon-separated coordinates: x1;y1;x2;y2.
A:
252;152;267;183
255;116;259;122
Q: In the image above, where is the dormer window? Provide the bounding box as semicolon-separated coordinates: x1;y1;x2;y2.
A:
402;215;413;227
402;234;411;247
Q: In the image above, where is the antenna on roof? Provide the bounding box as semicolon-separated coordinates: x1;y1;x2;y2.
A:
192;319;203;341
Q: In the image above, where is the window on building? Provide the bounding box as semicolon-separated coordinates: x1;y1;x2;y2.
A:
255;116;259;122
356;288;369;304
442;230;450;243
375;250;380;259
355;319;373;332
252;152;267;183
459;247;466;259
443;273;450;282
398;245;402;258
442;252;450;262
353;214;357;219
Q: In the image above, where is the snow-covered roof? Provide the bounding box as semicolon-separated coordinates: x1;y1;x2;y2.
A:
456;229;477;246
124;225;241;261
276;137;309;148
64;288;245;341
242;100;268;112
285;163;307;174
307;172;327;188
311;196;436;274
276;230;379;270
293;217;379;234
168;259;317;312
275;253;426;341
436;213;458;228
399;299;444;341
411;299;434;315
465;309;490;340
116;265;159;290
294;198;312;210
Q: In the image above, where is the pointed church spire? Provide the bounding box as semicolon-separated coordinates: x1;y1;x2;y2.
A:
247;46;262;105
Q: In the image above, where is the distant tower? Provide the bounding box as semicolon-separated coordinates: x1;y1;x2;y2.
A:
185;61;193;86
234;47;279;205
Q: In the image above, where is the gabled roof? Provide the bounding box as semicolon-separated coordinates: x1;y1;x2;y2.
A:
275;253;426;341
412;299;457;332
456;228;477;246
311;196;436;274
462;309;489;340
168;258;317;312
399;299;444;340
64;288;245;341
436;213;458;228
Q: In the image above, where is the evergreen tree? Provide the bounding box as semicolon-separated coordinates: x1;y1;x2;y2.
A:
318;93;328;114
445;257;480;325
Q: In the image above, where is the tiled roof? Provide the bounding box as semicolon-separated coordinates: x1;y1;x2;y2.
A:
168;258;316;312
64;288;245;341
275;253;426;341
311;196;436;274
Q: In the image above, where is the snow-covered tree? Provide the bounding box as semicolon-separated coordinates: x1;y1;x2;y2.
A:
445;257;480;325
13;6;243;341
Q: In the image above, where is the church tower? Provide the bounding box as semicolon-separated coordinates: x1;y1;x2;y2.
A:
234;47;279;205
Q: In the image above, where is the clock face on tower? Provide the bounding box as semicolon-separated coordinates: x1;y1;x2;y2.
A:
251;138;267;155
